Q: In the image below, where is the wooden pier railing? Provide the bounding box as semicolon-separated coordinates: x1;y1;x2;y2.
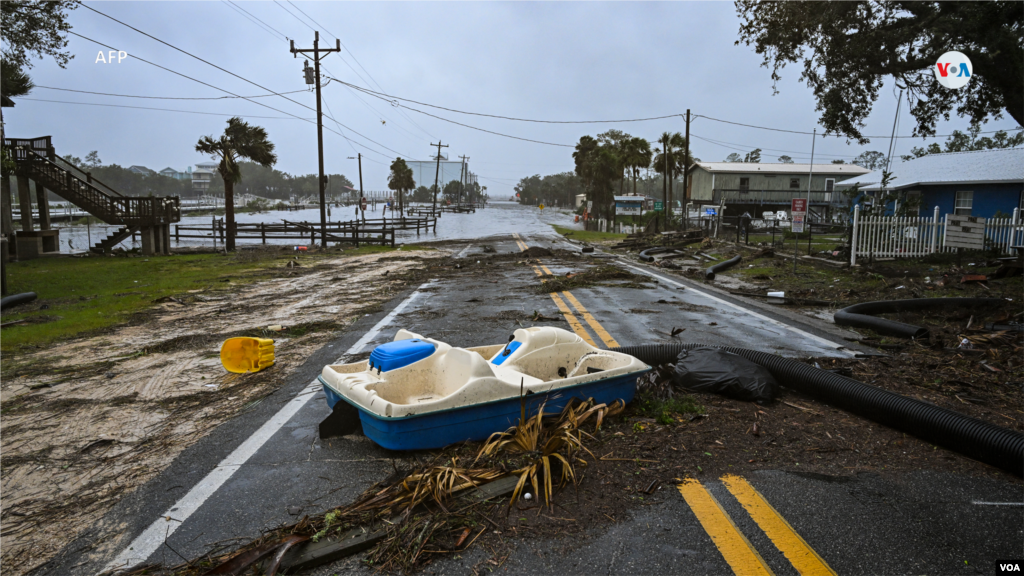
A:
173;216;437;248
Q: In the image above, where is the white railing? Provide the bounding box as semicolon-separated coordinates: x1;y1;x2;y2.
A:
850;206;1022;265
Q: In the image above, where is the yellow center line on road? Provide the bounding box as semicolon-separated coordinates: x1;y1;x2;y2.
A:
561;291;620;348
677;479;775;576
549;293;597;347
512;232;528;252
532;265;544;276
540;265;553;275
721;475;836;576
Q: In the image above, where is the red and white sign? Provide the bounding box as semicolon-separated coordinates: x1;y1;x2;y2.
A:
360;197;368;211
791;198;807;234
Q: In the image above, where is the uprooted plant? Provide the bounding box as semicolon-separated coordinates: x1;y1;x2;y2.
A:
475;397;624;508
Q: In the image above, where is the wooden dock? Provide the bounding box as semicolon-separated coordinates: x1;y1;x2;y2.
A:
174;216;437;248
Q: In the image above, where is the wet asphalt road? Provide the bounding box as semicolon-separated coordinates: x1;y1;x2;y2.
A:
35;208;1023;576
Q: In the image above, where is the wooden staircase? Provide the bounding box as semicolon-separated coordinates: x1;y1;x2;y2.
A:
91;225;141;254
5;136;181;253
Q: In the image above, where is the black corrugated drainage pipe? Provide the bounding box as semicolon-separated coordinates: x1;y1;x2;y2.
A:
613;343;1024;476
834;298;1006;339
639;247;667;262
705;255;742;280
1;292;37;311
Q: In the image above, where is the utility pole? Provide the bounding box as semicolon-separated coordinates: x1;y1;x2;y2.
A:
431;142;448;215
682;109;691;231
291;32;340;249
662;136;669;232
458;155;469;206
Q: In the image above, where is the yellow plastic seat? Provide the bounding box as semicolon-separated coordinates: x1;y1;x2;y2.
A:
220;337;275;373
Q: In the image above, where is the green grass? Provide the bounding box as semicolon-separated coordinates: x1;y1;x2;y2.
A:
636;394;704;425
551;224;627;243
0;253;294;352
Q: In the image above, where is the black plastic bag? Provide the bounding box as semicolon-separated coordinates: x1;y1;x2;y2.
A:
672;347;777;402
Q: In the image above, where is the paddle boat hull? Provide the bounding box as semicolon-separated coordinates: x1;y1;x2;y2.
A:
319;327;650;450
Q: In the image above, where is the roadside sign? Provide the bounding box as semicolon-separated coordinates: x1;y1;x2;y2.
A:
791;198;808;233
614;196;642;216
539;204;544;210
360;197;367;211
943;214;986;249
654;201;664;211
587;201;593;210
704;207;717;216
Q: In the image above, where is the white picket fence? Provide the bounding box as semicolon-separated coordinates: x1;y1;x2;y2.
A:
850;206;1022;265
588;218;641;234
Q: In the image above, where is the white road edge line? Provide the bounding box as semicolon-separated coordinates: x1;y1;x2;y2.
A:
105;282;432;573
619;262;856;357
456;244;473;259
971;501;1024;506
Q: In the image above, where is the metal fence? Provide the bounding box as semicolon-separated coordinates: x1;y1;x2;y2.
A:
850;205;1022;265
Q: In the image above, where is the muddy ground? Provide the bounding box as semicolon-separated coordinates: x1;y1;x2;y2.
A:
0;248;444;576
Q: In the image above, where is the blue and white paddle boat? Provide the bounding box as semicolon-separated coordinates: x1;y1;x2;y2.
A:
317;326;650;450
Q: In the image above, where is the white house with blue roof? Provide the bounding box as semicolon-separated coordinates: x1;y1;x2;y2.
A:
837;148;1023;219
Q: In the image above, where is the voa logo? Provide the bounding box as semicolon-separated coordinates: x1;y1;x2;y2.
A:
934;51;972;89
998;561;1021;572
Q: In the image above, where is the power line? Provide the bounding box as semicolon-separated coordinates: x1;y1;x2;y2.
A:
326;78;574;148
80;4;412;159
35;85;307;100
340;79;683;125
216;0;434;146
281;0;437;139
222;0;285;42
19;97;309;119
690;132;857;160
693;114;1023;139
66;30;391;157
266;1;436;142
225;0;288;41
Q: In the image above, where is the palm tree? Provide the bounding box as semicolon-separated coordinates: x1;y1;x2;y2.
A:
653;132;694;227
387;158;414;214
573;136;598;210
196;117;276;251
623;137;652;197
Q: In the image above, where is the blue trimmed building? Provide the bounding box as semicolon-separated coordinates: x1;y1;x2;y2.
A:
837;148;1023;219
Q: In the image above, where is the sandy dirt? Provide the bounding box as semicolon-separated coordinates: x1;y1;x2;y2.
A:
0;249;443;576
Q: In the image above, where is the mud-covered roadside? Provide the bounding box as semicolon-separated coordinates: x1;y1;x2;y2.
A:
0;248;445;576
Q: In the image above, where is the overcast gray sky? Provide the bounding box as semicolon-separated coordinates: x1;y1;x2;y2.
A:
6;1;1020;197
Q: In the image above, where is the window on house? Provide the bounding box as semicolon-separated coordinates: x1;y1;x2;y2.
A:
825;178;835;192
905;191;921;216
739;177;750;192
790;178;800;189
954;190;973;216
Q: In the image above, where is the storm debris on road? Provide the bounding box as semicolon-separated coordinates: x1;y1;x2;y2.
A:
130;399;618;575
536;265;652;293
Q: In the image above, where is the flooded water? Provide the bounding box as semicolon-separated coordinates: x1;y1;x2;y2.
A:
46;201;579;252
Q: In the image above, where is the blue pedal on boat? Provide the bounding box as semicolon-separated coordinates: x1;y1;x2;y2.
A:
317;326;651;450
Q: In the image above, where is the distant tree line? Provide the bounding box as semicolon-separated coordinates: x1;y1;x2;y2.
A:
204;161;353;201
409;180;487;204
64;151;192;198
63;151;355;200
512;130;698;221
